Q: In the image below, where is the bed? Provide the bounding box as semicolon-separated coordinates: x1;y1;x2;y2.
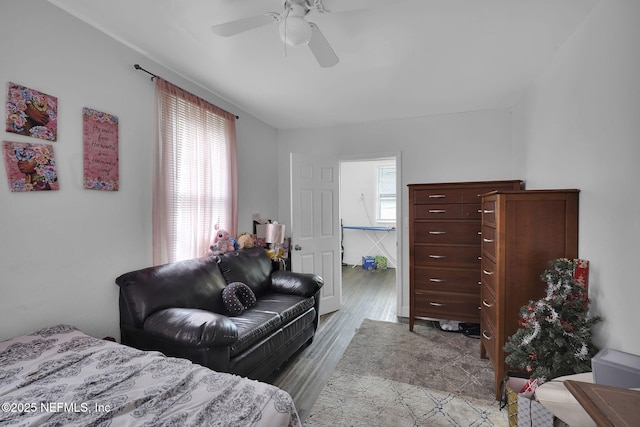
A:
0;325;300;426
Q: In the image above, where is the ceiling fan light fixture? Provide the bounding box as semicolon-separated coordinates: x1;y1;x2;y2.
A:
279;16;312;47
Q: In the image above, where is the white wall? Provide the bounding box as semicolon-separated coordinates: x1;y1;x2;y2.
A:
278;109;516;317
340;159;397;267
512;0;640;354
6;0;632;358
0;0;278;341
235;114;280;234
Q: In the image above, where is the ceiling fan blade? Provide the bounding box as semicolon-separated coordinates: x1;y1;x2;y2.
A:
308;22;339;68
211;14;276;37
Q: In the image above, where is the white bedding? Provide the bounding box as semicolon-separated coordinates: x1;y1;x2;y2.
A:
0;325;300;426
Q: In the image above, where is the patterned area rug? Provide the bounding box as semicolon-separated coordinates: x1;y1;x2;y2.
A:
305;319;507;426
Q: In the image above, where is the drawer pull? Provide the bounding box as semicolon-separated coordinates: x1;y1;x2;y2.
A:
429;255;447;259
429;278;445;283
482;331;492;340
482;269;494;275
483;209;495;214
429;302;445;307
483;238;495;243
428;209;447;213
482;299;493;308
478;231;482;235
477;209;483;213
428;194;446;198
429;231;446;235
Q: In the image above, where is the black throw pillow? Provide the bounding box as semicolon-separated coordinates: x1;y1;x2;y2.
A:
222;282;257;316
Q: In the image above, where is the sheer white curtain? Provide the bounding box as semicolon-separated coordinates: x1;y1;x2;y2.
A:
153;78;237;265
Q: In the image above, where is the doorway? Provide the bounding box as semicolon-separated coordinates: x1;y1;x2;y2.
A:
339;154;401;317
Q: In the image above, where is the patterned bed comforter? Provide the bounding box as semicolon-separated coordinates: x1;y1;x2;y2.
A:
0;325;300;427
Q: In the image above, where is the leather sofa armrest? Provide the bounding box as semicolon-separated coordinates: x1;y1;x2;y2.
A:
143;308;237;348
271;270;324;297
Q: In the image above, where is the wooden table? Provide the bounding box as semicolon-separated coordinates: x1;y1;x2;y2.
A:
564;380;640;427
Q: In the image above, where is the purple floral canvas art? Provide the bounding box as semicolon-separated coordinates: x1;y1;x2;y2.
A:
3;141;59;191
6;82;58;141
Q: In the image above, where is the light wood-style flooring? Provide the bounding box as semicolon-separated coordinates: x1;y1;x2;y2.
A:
267;265;400;420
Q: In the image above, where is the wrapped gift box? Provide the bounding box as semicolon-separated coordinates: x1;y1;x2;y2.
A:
504;377;554;427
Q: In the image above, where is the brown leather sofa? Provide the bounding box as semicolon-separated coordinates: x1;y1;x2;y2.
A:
115;247;324;381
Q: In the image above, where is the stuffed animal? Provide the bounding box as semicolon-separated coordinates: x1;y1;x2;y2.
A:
237;232;255;250
210;224;235;255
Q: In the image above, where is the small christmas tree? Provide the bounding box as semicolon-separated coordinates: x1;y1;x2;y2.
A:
504;258;601;381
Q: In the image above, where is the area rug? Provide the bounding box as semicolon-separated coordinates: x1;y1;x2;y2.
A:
305;319;507;426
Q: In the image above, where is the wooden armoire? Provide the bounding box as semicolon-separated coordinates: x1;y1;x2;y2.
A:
407;180;523;331
479;189;579;400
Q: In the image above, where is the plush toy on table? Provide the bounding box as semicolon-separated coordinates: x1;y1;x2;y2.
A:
209;224;235;255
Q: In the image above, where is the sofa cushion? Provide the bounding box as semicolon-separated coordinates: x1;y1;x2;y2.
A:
222;282;257;316
229;309;317;378
217;248;273;296
143;308;237;348
256;292;315;324
229;328;287;376
229;310;282;357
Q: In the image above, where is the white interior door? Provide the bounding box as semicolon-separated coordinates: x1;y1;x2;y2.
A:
290;153;341;315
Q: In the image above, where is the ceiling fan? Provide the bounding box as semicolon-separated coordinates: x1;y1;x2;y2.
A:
211;0;339;68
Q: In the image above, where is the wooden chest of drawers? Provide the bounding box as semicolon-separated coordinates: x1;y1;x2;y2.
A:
408;180;523;331
480;189;579;399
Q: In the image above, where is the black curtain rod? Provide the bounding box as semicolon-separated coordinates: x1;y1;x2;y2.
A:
133;64;239;120
134;63;158;80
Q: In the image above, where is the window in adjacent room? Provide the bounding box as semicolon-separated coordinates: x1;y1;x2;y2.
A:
377;165;396;222
153;78;237;265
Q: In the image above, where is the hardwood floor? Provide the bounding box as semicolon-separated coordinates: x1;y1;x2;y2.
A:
267;265;400;420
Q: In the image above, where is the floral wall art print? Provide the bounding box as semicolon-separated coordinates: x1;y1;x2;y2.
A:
83;107;119;191
6;82;58;141
3;141;59;191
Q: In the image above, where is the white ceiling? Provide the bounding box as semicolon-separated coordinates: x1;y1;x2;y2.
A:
48;0;597;130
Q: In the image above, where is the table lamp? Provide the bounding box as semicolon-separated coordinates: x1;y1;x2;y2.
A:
265;223;285;259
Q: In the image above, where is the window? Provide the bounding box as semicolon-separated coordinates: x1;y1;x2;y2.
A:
153;78;237;264
377;166;396;222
